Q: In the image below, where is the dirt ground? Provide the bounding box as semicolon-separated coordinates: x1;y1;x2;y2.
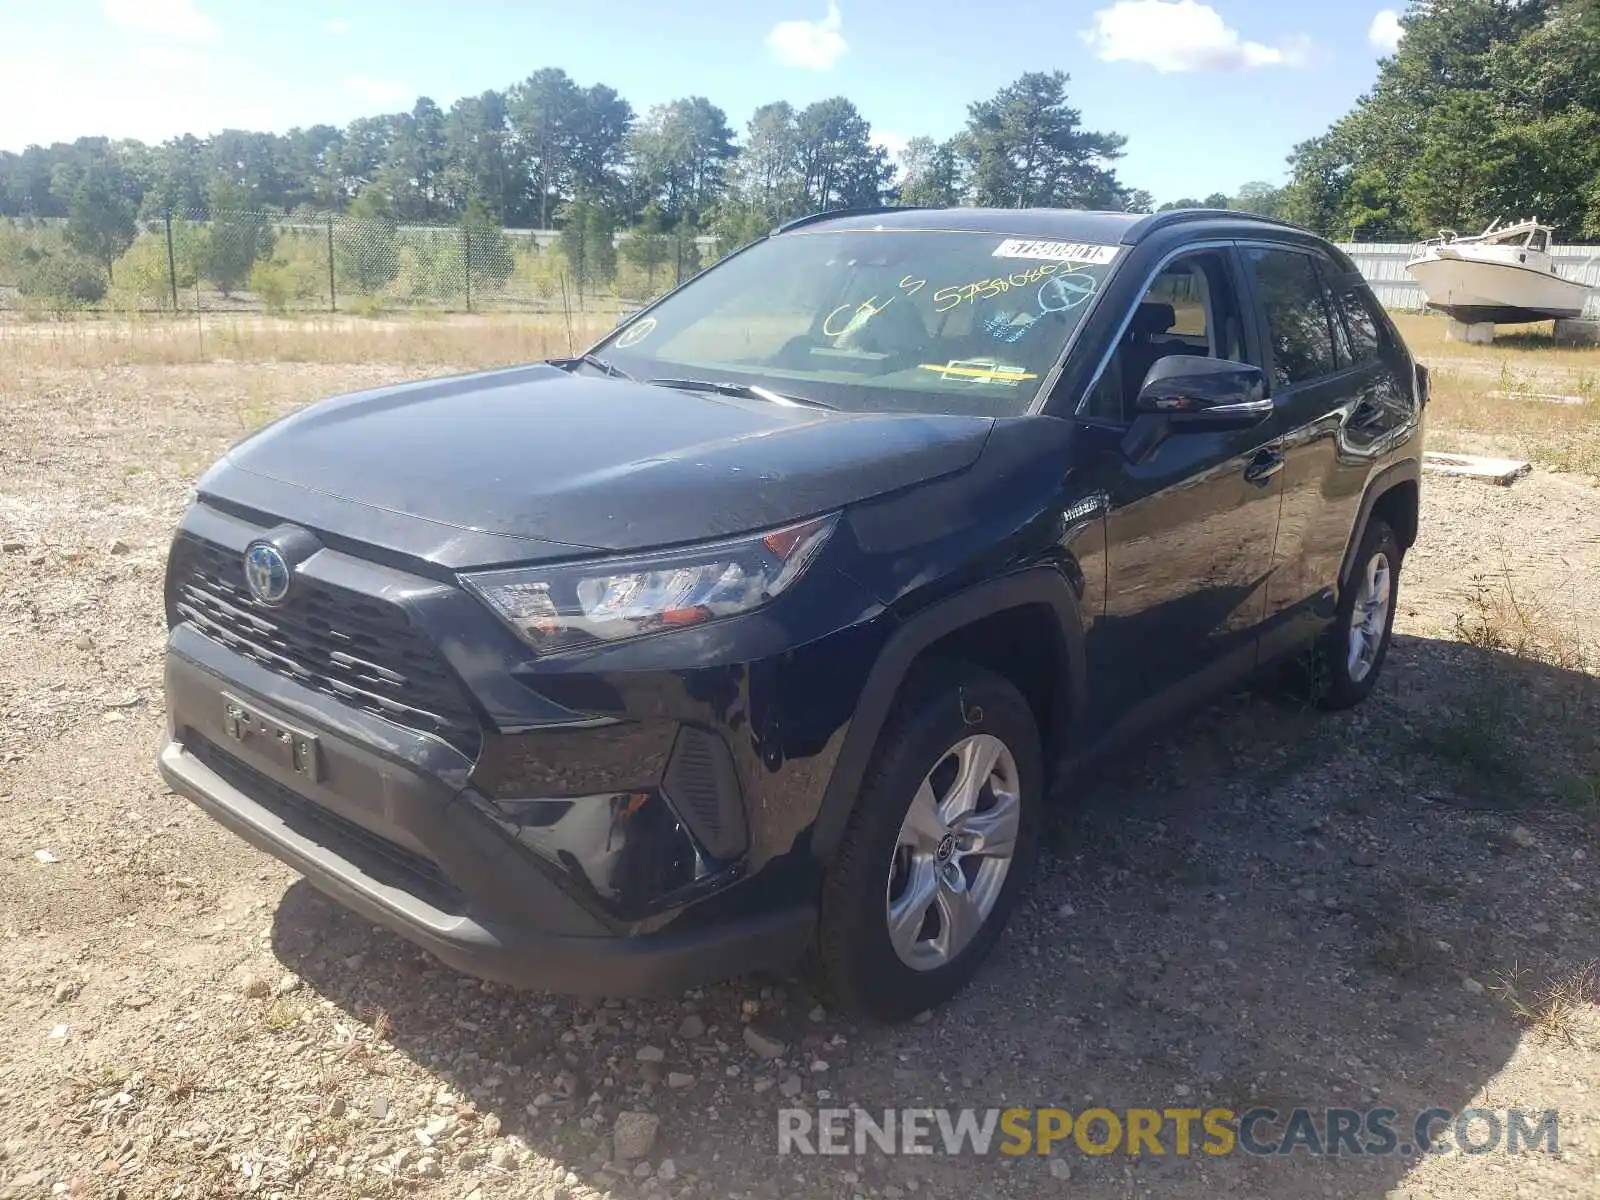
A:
2;332;1599;1200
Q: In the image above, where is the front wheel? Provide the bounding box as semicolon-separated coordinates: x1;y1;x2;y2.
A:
1314;519;1401;709
813;663;1042;1022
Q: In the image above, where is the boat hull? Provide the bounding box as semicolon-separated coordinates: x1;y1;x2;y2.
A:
1404;255;1590;323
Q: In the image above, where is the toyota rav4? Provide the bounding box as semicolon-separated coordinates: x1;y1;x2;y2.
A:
158;206;1425;1021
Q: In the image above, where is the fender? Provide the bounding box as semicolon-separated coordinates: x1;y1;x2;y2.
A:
1337;456;1421;590
809;566;1088;862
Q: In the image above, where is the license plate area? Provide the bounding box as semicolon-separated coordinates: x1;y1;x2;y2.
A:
222;692;322;781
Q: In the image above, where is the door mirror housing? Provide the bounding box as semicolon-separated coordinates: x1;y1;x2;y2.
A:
1134;356;1270;430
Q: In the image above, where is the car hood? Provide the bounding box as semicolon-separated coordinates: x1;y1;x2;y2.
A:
204;364;993;568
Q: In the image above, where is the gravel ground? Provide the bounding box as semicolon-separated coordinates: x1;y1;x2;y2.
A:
2;361;1599;1200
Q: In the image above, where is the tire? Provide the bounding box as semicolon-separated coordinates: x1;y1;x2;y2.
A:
813;661;1043;1022
1314;518;1401;710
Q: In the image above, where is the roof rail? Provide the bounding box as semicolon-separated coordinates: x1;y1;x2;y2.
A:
774;205;933;234
1123;207;1308;242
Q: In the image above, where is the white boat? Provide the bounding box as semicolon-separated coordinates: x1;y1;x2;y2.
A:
1404;218;1591;324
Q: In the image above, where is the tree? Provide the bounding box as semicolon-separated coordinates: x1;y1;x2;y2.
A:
619;201;670;293
443;91;520;223
1398;90;1509;233
140;134;212;218
335;184;399;294
1119;188;1156;213
1342;166;1403;240
389;98;448;219
631;97;736;224
570;83;634;208
461;193;514;289
209;129;290;208
335;115;398;201
278;124;344;211
794;97;892;211
726;101;804;226
204;176;274;296
63;160;136;280
508;69;585;227
1230;181;1287;218
1157;197;1202;212
18;249;107;308
583;202;617;293
669;217;702;285
960;72;1127;209
896;136;964;207
1283;0;1600;238
559;196;589;296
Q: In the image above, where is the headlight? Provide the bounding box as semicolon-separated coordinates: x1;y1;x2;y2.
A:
461;514;837;653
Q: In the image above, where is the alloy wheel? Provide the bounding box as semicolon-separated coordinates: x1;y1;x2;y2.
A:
884;733;1021;971
1347;551;1393;683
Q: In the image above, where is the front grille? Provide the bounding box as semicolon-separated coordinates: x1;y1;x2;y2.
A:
187;733;464;913
169;535;480;755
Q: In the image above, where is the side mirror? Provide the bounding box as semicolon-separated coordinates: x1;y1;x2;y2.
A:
1134;356;1271;430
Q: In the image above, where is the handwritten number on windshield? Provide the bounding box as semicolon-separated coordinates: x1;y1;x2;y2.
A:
931;263;1063;313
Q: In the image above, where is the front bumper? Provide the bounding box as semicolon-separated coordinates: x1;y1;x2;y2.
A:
159;642;813;997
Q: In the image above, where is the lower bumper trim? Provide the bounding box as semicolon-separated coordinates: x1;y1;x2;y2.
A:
159;738;814;997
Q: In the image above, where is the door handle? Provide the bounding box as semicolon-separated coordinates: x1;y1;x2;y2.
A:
1244;450;1284;486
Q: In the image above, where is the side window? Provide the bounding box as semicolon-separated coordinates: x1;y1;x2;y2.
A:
1243;247;1338;389
1080;251;1245;424
1143;263;1210;340
1333;277;1384;364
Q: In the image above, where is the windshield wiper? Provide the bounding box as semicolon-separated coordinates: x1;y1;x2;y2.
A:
558;353;635;380
648;377;835;410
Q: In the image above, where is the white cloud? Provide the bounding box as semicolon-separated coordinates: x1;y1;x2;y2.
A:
136;45;193;69
343;76;411;106
1081;0;1308;72
324;18;353;35
1368;9;1403;52
103;0;218;41
767;1;848;71
0;51;289;151
872;130;909;162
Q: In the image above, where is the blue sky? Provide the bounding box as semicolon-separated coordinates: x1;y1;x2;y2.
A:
0;0;1407;203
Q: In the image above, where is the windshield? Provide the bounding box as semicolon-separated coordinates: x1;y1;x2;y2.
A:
593;228;1120;417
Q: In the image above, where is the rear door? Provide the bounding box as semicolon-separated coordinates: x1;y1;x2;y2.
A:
1240;244;1399;657
1072;246;1284;740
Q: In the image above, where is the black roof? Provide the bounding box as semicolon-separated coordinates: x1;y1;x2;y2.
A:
777;205;1308;245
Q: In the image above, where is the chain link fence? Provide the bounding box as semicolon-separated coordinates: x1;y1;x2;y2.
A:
0;210;720;316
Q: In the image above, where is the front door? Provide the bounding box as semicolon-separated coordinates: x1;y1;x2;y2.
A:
1073;246;1283;739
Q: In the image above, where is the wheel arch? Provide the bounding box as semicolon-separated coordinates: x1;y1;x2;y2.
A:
1338;458;1421;592
810;568;1088;864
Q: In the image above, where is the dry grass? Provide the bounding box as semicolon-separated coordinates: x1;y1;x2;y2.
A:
1454;566;1591;671
1491;960;1600;1046
1392;312;1600;368
0;311;613;372
1431;562;1600;809
1392;313;1600;479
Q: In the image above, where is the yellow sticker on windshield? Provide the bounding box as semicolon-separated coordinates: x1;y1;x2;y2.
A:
918;360;1038;384
992;239;1119;265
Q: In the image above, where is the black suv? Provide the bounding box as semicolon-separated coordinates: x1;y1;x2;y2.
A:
159;207;1424;1021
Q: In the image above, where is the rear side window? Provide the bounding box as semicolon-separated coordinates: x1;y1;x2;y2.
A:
1333;278;1384;364
1243;247;1338;388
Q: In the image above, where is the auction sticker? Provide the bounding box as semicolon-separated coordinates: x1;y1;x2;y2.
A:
992;239;1119;265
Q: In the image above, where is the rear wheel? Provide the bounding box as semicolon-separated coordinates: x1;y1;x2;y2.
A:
814;663;1042;1022
1314;519;1401;709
